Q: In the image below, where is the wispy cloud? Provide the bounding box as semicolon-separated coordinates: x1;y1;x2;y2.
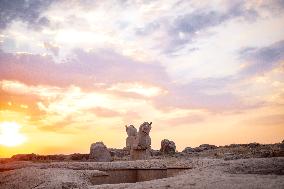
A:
239;40;284;76
0;0;54;29
165;1;258;53
0;49;169;87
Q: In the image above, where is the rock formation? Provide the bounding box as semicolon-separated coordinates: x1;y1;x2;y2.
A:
128;122;152;160
160;139;176;155
182;147;195;153
197;144;217;151
125;125;137;150
89;142;112;162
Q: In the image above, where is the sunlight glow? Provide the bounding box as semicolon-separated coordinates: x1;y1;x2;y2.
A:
0;122;27;147
108;82;165;97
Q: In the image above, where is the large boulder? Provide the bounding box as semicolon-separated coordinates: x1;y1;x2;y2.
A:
89;142;112;162
160;139;176;155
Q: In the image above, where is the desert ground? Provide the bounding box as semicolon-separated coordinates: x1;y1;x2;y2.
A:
0;142;283;189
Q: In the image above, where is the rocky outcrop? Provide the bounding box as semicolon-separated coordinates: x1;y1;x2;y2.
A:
89;142;112;162
248;142;260;148
182;144;218;153
150;149;162;156
182;147;195;153
160;139;176;155
199;144;218;150
192;144;218;152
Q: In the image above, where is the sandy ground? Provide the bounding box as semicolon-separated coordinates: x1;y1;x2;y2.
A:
0;157;283;189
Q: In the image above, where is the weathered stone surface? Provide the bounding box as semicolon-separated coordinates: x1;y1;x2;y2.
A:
126;125;137;136
89;142;112;162
132;122;152;150
160;139;176;155
248;142;260;148
130;149;151;160
182;147;195;153
228;144;242;148
222;152;242;161
199;144;218;150
109;148;130;158
189;144;218;152
130;121;152;160
151;149;162;156
125;125;137;150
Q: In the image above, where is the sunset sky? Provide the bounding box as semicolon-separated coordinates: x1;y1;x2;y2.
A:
0;0;284;158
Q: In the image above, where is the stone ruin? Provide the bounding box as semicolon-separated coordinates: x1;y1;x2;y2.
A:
89;142;112;162
125;122;152;160
88;122;152;162
89;121;177;161
125;125;137;150
160;139;176;155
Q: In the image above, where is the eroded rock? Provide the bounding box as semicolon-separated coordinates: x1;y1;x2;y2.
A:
192;144;218;152
130;122;152;160
89;142;112;162
132;122;152;150
125;125;137;150
182;147;195;154
160;139;176;155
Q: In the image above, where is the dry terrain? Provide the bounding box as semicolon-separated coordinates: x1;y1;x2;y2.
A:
0;143;283;189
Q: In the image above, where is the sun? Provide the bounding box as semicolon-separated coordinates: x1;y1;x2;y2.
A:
0;122;27;147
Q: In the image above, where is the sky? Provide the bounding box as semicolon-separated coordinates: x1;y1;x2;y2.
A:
0;0;284;157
